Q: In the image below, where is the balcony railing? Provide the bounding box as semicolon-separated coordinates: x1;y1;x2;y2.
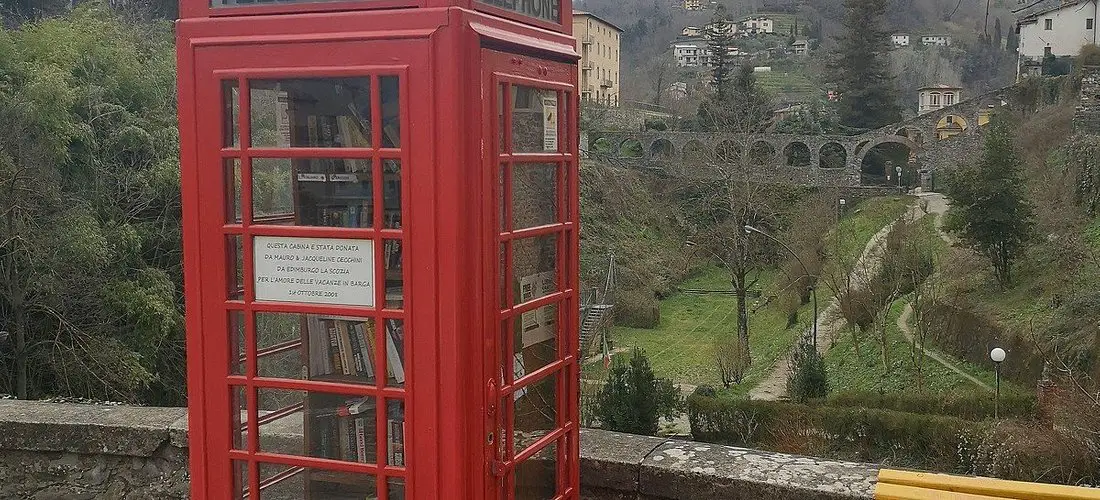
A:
581;34;594;45
601;79;613;88
582;61;594;71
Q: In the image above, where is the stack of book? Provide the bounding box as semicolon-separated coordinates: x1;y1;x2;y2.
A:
307;317;405;384
311;397;405;466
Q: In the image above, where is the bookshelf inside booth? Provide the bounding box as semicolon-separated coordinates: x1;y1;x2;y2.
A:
245;77;406;499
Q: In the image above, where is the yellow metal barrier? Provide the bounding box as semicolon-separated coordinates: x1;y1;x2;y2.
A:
875;469;1100;500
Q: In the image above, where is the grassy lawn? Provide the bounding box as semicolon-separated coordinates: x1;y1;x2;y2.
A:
584;267;812;394
823;299;1018;394
824;196;913;274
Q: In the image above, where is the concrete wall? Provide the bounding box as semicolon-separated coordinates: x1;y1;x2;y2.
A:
0;400;879;499
1019;1;1098;59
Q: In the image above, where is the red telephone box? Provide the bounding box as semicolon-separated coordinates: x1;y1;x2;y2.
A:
176;1;580;499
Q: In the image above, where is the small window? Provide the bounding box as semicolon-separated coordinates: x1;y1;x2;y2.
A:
1045;46;1053;56
1088;18;1094;29
1045;19;1053;30
945;93;954;106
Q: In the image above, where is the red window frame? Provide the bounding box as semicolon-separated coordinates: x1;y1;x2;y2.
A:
482;48;580;500
205;61;413;499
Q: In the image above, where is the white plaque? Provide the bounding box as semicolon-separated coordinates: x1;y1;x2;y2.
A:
542;96;558;152
253;236;374;307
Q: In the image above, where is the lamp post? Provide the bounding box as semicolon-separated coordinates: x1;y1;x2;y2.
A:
990;347;1006;419
744;225;819;349
896;165;903;188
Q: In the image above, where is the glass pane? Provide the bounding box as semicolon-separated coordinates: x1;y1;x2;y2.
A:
388;477;406;500
232;460;249;499
230;311;245;375
254;388;378;463
511;372;558;456
249;78;372;149
380;76;400;148
384;240;403;309
512;86;558;153
514;441;558;500
223;80;239;148
383;319;406;388
227;234;243;300
252;158;372;227
498;84;506;153
382;159;401;229
510;304;558;375
233;385;247;450
254;462;378;499
256;313;379;384
512;163;558;230
226;158;241;223
385;399;406;466
512;235;558;307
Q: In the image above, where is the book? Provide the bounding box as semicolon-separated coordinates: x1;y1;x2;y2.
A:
326;321;344;375
338;417;352;461
387;417;405;466
354;416;368;464
344;321;365;376
336;321;355;376
354;322;375;380
307;315;331;377
385;320;405;383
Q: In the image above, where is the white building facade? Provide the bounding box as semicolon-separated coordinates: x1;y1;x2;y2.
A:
892;33;910;47
740;16;774;35
673;41;709;67
920;35;952;46
918;85;962;115
1017;0;1098;60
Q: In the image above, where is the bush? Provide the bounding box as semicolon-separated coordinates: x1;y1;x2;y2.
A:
824;390;1037;420
786;338;829;402
688;395;980;471
614;289;661;328
593;347;683;436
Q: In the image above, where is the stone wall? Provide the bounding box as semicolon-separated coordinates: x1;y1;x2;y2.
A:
1074;66;1100;134
0;400;880;499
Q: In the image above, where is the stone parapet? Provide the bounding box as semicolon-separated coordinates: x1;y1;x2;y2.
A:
0;400;879;499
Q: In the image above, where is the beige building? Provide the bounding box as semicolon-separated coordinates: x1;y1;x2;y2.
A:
573;11;623;106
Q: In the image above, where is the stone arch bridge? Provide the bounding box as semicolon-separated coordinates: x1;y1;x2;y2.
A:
589;86;1016;187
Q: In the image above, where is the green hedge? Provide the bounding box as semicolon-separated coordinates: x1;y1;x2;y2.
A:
688;394;982;471
688;394;1099;484
823;390;1037;421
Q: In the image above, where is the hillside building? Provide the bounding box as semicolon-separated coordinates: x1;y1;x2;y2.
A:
683;0;704;10
892;33;910;47
574;11;623;106
918;84;962;115
792;39;809;55
1015;0;1098;79
740;16;774;35
920;34;952;46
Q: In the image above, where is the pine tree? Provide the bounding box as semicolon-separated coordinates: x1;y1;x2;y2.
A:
706;5;738;99
830;0;901;130
943;115;1035;287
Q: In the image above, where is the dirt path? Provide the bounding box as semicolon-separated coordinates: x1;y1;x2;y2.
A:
748;192;951;400
896;303;991;391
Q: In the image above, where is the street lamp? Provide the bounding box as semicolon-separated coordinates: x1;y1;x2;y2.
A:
896;165;903;188
744;225;819;349
990;347;1006;419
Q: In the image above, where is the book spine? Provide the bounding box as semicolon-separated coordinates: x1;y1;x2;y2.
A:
337;417;351;461
355;322;375;380
345;321;365;376
354;417;367;464
326;321;344;375
336;321;354;376
387;418;405;467
346;416;357;462
385;320;405;383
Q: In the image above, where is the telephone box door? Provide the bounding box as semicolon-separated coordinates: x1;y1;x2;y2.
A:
481;48;581;500
188;38;427;499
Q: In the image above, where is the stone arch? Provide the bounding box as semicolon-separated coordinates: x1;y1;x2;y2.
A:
715;140;743;162
854;140;871;157
858;137;918;187
682;140;710;163
819;142;847;169
619;138;644;158
895;126;925;145
650;139;675;159
748;140;777;164
935;114;969;140
783;141;811;167
592;136;613;154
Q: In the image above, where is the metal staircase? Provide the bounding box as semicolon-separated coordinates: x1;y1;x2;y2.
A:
579;254;616;355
